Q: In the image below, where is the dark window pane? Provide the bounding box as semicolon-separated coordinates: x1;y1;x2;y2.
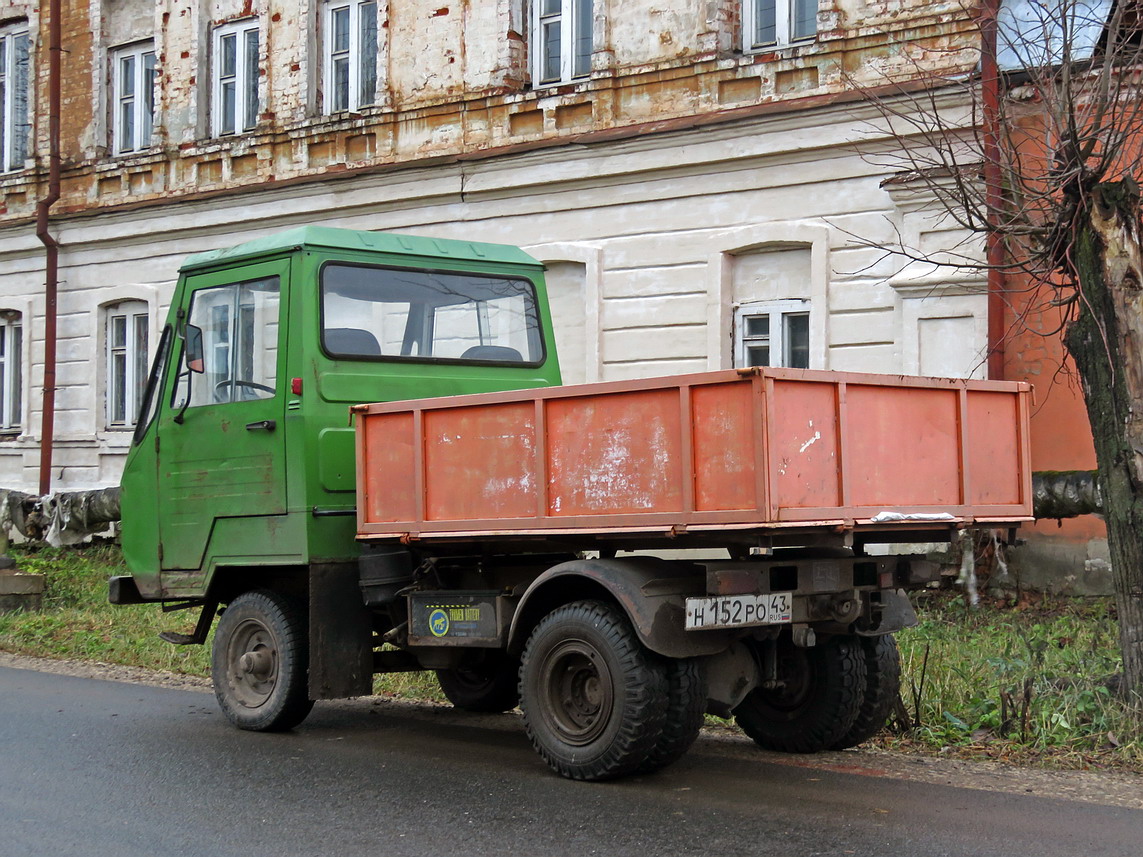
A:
221;33;236;77
244;29;259;130
754;0;777;46
142;52;156;142
360;2;378;105
792;0;818;40
542;21;561;81
746;345;770;367
120;55;135;97
573;0;593;77
744;315;770;338
334;58;350;111
784;313;810;368
333;7;350;52
11;32;29;165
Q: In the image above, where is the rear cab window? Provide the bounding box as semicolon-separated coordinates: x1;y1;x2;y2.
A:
320;263;544;365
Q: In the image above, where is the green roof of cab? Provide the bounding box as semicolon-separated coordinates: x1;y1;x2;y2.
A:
179;225;543;273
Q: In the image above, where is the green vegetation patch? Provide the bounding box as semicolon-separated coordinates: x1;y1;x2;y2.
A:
0;545;210;675
887;591;1142;770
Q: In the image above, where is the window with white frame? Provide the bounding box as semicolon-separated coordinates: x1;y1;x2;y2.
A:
323;0;378;113
533;0;593;85
0;24;31;172
734;300;810;369
212;20;260;137
112;42;156;154
0;312;22;432
743;0;817;51
106;301;149;428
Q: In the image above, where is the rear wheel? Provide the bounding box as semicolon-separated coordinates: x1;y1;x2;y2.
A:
733;634;865;754
828;634;901;750
436;653;521;713
637;656;707;774
519;600;668;781
212;590;314;732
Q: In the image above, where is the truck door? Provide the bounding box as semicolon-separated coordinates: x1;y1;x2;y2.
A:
156;264;288;570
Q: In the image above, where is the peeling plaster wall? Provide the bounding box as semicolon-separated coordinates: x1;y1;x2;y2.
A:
0;0;983;223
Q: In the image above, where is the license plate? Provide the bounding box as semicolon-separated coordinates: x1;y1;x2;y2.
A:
684;593;793;630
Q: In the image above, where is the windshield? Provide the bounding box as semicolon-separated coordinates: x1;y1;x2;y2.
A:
320;263;543;364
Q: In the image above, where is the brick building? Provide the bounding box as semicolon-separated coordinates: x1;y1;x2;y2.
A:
0;0;1098;584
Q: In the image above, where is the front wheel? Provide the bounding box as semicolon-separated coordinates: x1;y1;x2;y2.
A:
212;590;314;732
733;634;866;754
519;600;668;781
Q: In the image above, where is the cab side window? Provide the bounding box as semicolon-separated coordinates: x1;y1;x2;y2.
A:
174;277;281;408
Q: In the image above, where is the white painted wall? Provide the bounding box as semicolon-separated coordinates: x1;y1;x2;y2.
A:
0;93;987;491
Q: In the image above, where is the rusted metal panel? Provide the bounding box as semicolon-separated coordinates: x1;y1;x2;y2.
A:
546;388;684;516
425;402;537;521
691;380;757;512
354;368;1034;544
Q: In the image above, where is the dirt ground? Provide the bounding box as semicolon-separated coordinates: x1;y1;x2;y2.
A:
3;650;1140;810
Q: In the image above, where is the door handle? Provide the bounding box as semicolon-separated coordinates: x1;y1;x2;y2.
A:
245;420;276;432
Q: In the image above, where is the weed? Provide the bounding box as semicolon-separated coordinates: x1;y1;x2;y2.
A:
888;592;1142;769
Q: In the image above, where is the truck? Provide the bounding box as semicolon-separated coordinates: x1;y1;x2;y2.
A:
111;225;1034;781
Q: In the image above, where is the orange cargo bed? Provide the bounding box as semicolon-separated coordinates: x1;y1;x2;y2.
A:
353;368;1033;548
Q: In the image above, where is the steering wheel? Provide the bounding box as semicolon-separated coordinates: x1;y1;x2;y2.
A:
214;379;275;399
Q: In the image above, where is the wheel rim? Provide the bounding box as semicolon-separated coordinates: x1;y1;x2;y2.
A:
538;638;614;746
225;618;279;709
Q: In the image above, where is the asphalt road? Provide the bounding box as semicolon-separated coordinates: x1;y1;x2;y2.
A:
1;665;1139;857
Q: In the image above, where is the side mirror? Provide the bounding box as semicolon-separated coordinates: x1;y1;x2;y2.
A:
185;324;205;374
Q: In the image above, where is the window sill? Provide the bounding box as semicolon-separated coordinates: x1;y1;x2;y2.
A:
531;75;593;93
743;38;818;57
0;166;33;185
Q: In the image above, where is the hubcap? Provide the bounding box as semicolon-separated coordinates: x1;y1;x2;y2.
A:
226;619;279;709
540;639;614;746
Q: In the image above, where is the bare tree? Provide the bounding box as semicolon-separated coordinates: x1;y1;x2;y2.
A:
863;0;1143;697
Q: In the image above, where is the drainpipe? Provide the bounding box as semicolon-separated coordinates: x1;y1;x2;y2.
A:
35;0;61;496
981;0;1006;380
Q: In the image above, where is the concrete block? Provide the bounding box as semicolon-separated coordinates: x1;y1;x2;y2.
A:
0;571;45;613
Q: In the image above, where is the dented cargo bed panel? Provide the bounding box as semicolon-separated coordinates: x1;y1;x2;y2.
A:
353;368;1033;546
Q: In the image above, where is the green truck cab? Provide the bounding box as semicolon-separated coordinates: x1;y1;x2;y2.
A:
117;225;560;613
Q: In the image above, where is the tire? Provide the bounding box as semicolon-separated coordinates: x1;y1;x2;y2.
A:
733;634;866;754
519;600;668;781
212;590;314;732
637;656;707;774
828;634;901;750
436;653;521;713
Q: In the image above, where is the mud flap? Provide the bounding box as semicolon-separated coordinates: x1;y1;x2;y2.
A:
309;562;374;699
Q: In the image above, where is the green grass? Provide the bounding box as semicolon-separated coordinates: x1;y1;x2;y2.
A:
0;544;212;675
0;544;445;700
887;591;1142;769
2;545;1139;769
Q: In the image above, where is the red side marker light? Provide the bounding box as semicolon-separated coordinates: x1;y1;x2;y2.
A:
291;377;303;396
